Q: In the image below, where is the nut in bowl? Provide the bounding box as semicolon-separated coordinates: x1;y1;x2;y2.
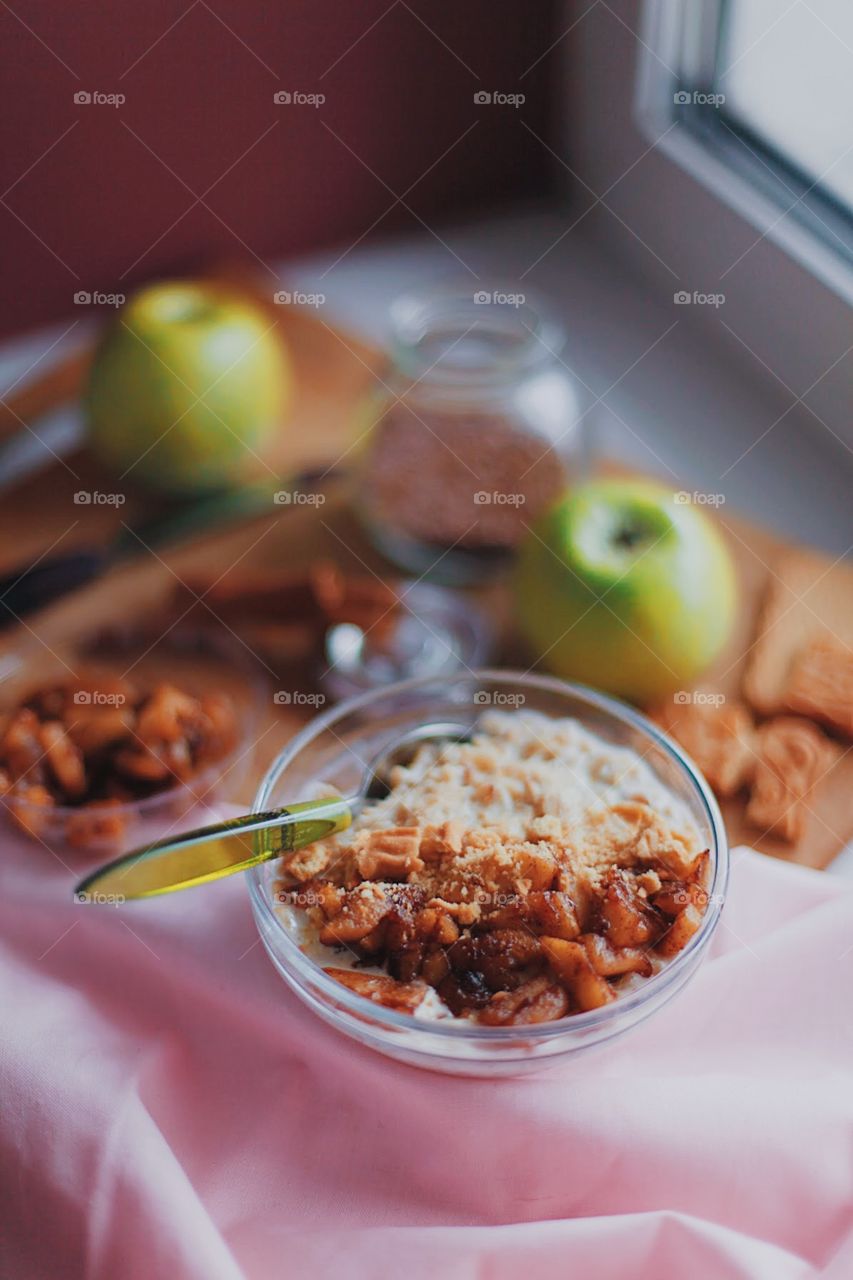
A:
0;624;267;855
248;671;728;1076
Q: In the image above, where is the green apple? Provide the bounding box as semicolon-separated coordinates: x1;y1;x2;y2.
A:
86;281;291;494
515;479;737;704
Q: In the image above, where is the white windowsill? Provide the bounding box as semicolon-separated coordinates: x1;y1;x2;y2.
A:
285;206;852;554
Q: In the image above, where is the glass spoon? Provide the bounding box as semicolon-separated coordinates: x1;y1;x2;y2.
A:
73;720;472;903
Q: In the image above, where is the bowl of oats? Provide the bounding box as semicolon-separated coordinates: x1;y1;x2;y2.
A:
247;671;728;1075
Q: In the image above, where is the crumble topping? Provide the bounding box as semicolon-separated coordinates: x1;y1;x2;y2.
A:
274;711;710;1025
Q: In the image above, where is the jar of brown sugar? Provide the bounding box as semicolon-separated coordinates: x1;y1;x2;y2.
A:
354;285;585;583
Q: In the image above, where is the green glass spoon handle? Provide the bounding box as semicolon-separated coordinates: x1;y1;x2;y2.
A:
73;796;352;902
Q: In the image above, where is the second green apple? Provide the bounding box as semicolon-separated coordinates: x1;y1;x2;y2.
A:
515;479;737;704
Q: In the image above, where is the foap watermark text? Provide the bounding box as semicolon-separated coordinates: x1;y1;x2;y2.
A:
274;290;325;308
674;290;725;308
74;291;124;307
673;691;726;707
474;490;525;507
274;490;325;507
73;690;127;707
274;691;326;707
273;90;325;107
74;490;126;506
74;90;125;107
474;289;525;307
674;491;725;507
474;691;526;707
673;90;725;108
474;91;525;107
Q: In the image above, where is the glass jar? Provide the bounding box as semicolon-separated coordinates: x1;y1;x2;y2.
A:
353;285;585;584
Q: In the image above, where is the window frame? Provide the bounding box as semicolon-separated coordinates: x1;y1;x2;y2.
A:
635;0;853;306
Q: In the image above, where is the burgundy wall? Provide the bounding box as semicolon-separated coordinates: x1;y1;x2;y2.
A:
1;1;559;337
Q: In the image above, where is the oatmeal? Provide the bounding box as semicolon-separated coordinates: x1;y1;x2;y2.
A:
274;711;710;1025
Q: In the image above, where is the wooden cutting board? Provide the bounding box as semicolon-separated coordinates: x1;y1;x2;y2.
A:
1;305;850;869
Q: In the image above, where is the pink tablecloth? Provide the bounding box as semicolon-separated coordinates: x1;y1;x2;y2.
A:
3;828;853;1280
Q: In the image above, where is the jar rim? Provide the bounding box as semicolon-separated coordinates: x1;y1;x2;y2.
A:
388;283;564;387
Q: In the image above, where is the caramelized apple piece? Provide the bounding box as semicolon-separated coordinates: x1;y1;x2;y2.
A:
7;784;55;837
114;743;173;783
324;967;427;1013
451;929;542;992
582;932;653;978
478;894;530;931
482;889;580;939
437;969;493;1015
24;682;72;720
319;885;392;945
136;683;202;745
1;709;42;779
649;884;691;917
414;906;460;946
687;849;710;888
527;890;581;940
511;847;558;891
652;851;710;916
67;706;134;756
39;721;86;799
599;869;658;947
656;903;703;957
195;693;238;762
540;937;616;1011
311;881;344;918
479;975;570;1025
420;948;451;986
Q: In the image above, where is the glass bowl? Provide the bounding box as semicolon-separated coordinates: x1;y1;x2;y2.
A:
248;670;728;1077
0;622;268;857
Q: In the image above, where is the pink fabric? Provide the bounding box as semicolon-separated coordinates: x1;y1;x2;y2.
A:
3;832;853;1279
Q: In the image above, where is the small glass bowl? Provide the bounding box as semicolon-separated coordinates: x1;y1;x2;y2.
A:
248;670;728;1077
0;623;268;856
